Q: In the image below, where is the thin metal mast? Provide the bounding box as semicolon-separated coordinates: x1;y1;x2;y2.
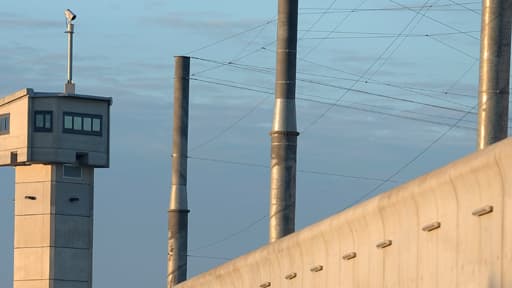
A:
477;0;512;149
168;56;190;287
269;0;299;243
64;9;76;95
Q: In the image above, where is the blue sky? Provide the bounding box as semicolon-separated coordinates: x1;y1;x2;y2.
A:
0;0;489;287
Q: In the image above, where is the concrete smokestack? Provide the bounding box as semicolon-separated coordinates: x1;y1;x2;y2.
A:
477;0;512;149
269;0;299;243
168;56;190;287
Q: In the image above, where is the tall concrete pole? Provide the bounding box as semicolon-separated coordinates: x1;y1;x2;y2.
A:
477;0;512;149
269;0;299;243
168;56;190;287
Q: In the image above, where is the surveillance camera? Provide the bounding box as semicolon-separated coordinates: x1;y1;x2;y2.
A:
64;9;76;22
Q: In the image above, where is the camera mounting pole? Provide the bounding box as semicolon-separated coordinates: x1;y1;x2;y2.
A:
64;9;76;95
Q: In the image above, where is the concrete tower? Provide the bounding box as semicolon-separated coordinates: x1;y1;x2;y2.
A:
0;10;112;288
0;89;111;288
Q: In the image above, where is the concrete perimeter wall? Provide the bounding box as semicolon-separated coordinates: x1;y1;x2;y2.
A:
177;137;512;288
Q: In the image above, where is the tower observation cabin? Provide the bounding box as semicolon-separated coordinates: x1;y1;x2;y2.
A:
0;88;111;168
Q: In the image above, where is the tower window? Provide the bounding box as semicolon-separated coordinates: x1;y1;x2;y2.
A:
34;111;53;132
0;114;9;135
63;112;102;136
63;164;83;179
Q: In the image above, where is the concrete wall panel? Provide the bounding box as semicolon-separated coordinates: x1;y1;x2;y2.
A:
53;183;91;217
14;215;51;248
0;91;29;166
15;182;52;216
177;138;512;288
13;248;50;281
53;248;90;281
52;280;89;288
14;164;93;287
13;280;50;288
54;215;91;248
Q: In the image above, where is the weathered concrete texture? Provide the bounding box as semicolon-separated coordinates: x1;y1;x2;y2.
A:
269;132;298;242
177;138;512;288
14;164;94;288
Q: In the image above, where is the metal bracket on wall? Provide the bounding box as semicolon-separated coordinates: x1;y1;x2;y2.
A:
284;272;297;280
342;251;357;260
472;205;493;217
376;240;392;249
422;221;441;232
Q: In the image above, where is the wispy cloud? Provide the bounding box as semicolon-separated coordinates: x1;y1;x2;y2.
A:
0;12;60;29
143;12;270;34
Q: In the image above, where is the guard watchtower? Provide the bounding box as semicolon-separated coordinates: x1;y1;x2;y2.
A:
0;10;112;288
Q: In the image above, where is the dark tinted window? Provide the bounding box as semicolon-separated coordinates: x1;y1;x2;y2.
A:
0;114;9;135
34;111;53;132
63;112;102;136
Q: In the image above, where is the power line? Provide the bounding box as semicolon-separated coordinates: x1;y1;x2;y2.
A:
299;2;480;12
189;95;271;152
299;0;439;133
188;214;268;252
184;18;276;55
189;41;276;76
299;30;479;39
427;35;478;60
187;155;403;183
299;7;480;14
301;0;370;58
192;55;477;107
294;56;476;99
187;254;232;261
296;96;476;130
188;74;480;154
298;0;339;40
341;103;478;211
390;0;479;41
446;0;481;15
444;58;479;93
368;0;440;79
296;77;470;113
188;76;484;130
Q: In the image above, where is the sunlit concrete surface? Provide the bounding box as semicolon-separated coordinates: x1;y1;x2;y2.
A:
14;164;94;288
177;137;512;288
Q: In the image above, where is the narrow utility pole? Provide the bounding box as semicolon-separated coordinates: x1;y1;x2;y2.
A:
477;0;512;149
64;9;76;95
269;0;299;243
168;56;190;287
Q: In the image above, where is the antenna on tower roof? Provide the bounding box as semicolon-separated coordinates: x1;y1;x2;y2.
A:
64;9;76;95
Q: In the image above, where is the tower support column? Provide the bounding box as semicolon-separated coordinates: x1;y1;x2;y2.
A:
14;164;94;288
